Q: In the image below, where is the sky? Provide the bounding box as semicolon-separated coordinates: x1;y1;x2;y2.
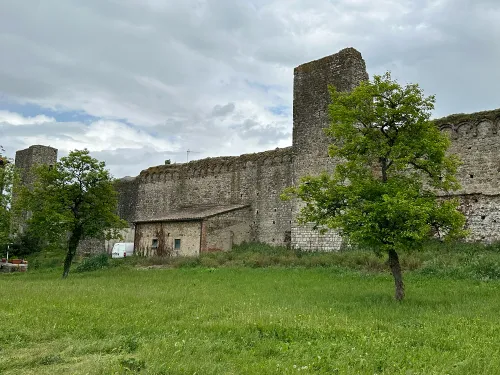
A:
1;0;499;177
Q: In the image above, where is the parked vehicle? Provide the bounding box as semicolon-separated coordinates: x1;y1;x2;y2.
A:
111;243;134;258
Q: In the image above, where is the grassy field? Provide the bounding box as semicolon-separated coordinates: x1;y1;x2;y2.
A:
1;258;500;374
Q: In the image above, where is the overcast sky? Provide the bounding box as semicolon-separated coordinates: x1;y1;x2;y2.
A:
1;0;499;177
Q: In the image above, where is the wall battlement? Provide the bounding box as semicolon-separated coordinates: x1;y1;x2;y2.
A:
138;147;293;183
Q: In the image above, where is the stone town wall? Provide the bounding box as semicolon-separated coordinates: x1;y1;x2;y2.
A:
435;109;500;242
459;194;500;243
436;110;500;195
129;147;294;247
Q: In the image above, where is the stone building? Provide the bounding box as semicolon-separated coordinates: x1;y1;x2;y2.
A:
134;204;251;256
15;48;500;255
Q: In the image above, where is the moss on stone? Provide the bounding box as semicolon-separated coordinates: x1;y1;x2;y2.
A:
294;47;361;74
434;109;500;127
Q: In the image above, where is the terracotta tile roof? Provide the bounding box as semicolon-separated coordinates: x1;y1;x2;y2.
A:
134;204;250;223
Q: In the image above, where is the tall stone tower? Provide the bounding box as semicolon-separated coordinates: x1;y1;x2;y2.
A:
291;48;369;250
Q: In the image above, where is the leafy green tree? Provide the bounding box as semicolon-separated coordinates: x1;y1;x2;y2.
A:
0;149;17;246
22;149;127;278
283;73;466;301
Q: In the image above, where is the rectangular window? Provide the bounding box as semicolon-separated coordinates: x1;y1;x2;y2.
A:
152;238;158;248
174;239;181;250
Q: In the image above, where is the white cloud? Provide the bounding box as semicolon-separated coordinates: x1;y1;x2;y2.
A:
0;0;499;176
0;110;55;126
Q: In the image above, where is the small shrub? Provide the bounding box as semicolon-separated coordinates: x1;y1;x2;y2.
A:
75;253;109;273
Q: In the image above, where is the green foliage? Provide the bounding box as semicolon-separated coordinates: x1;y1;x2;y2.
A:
0;151;18;246
20;149;128;277
10;228;44;258
284;72;467;254
75;253;110;273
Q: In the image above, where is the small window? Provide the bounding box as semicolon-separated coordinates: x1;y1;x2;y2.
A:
174;239;181;250
152;238;158;248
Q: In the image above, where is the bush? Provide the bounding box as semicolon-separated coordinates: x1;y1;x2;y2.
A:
75;253;109;273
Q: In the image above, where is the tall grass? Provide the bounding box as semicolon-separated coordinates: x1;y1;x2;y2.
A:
110;240;500;281
23;240;500;282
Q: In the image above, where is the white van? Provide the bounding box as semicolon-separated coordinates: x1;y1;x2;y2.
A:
111;243;135;258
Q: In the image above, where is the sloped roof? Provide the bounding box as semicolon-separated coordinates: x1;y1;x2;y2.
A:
134;204;250;223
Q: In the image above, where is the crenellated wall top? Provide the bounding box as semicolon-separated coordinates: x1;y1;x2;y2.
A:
138;147;293;183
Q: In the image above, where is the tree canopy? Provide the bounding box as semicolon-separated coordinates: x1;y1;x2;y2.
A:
22;149;127;278
0;149;16;245
283;73;466;301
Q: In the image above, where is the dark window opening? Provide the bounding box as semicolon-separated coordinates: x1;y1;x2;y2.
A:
481;215;486;220
272;220;276;224
274;208;277;212
152;238;158;248
470;174;474;178
284;231;291;249
256;210;259;214
174;239;181;250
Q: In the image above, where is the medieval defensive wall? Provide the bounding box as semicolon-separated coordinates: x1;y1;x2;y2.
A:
15;48;500;254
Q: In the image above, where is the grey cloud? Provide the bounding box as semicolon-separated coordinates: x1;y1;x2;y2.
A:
211;103;235;117
231;119;291;145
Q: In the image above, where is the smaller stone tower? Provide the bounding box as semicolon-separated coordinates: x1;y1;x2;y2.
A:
12;145;57;234
15;145;58;187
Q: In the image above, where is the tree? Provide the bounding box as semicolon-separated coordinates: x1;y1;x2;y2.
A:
0;149;17;246
283;73;466;301
22;149;127;278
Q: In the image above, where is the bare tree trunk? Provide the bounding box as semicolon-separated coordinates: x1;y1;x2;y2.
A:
388;249;405;301
62;225;83;279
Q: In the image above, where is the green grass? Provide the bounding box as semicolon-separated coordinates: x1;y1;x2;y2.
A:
1;264;500;374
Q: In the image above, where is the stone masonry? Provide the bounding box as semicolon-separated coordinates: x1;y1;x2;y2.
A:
15;48;500;253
